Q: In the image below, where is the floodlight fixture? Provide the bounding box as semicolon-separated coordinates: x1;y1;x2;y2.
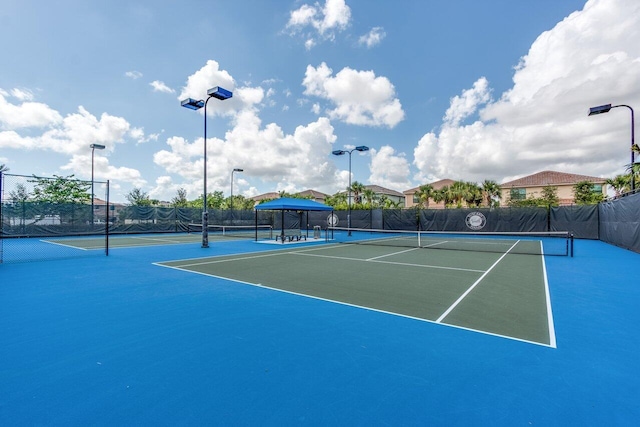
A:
181;98;205;110
331;144;371;235
207;86;233;101
180;86;234;247
588;103;635;192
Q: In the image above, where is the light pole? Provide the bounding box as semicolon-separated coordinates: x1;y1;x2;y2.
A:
589;103;636;193
90;143;105;227
181;86;233;248
230;168;243;220
332;145;369;236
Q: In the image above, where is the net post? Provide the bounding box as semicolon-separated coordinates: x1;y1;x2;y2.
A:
570;233;574;257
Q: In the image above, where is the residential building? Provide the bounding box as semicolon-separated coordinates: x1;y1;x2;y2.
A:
500;170;607;205
403;179;455;209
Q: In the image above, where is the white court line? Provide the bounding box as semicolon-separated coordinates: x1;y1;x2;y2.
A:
541;241;557;348
367;247;420;261
435;240;520;324
290;251;485;273
40;240;89;251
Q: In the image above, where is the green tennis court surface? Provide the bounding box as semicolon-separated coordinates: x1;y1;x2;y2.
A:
158;243;554;346
42;232;254;249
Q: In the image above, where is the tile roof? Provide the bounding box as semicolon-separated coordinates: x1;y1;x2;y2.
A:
404;179;456;194
501;170;606;187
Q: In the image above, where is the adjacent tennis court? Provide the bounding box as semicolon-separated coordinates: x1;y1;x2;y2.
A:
158;232;556;346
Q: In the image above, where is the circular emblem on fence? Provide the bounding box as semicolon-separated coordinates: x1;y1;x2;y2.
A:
465;211;487;230
327;213;339;227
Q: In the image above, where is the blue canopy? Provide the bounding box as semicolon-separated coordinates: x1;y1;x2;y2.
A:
255;197;333;211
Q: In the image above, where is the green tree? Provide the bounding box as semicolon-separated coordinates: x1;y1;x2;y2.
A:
349;181;366;206
482;180;502;208
362;188;377;208
30;174;91;204
605;175;629;197
9;183;29;203
126;188;152;206
573;181;604;205
171;188;189;207
540;185;560;206
414;184;434;209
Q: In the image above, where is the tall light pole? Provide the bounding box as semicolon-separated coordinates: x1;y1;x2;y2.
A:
181;86;233;248
589;103;636;193
89;143;105;227
332;145;369;236
230;168;243;219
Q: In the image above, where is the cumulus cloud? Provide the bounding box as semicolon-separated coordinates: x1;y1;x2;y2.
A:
358;27;386;48
178;60;262;116
302;62;405;128
285;0;351;48
369;146;412;190
0;93;146;188
153;112;340;196
149;80;175;94
413;0;640;184
0;90;63;129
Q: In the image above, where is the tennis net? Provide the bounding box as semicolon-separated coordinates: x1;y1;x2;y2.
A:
188;223;273;239
327;227;573;256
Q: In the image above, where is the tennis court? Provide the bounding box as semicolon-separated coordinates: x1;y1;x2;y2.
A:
158;236;556;346
1;225;639;425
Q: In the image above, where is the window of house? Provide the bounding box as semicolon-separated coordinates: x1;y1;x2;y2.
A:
510;188;526;200
412;194;419;203
591;184;602;194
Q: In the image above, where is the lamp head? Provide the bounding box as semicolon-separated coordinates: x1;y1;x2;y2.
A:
207;86;233;101
332;150;346;156
589;104;612;116
233;168;243;172
90;144;106;150
181;98;205;110
355;145;370;152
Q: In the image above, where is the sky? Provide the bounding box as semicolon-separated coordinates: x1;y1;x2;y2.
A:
1;0;639;203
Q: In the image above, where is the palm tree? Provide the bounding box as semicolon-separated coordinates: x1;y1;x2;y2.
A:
349;181;366;207
605;175;629;197
450;181;470;208
463;181;483;207
362;188;377;208
482;180;502;208
0;164;9;173
414;184;435;209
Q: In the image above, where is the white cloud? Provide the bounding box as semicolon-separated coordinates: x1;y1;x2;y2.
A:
178;60;261;116
303;62;405;128
10;88;35;101
125;71;143;79
443;77;491;126
0;94;146;189
369;146;412;190
129;127;161;144
0;90;63;129
149;80;175;94
413;0;640;184
358;27;386;48
153;112;340;198
286;0;351;48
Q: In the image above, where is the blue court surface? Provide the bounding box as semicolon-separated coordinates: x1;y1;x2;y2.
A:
1;237;639;425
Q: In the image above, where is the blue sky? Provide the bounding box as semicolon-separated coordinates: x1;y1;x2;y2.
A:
1;0;639;202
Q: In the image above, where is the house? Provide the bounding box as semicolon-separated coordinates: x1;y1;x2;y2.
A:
500;170;607;205
403;179;456;209
295;189;329;203
337;184;405;206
